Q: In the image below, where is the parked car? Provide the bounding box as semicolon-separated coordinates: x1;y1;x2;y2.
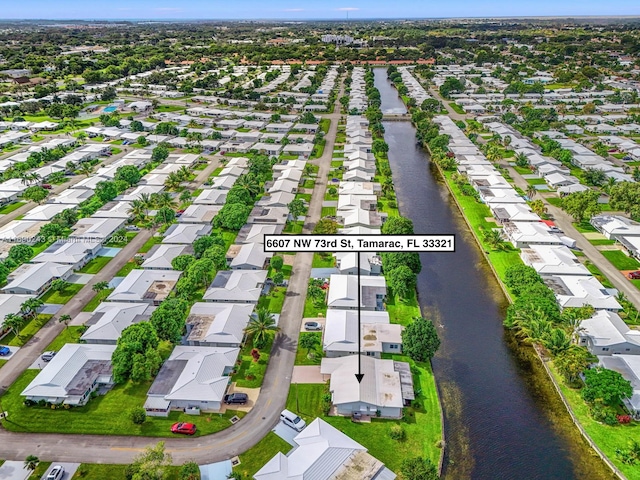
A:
281;409;306;432
304;321;322;331
41;351;57;362
42;184;53;189
0;346;10;356
628;271;640;280
224;393;249;405
171;422;197;435
46;465;65;480
125;225;140;231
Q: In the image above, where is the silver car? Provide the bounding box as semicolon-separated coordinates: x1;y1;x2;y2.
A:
304;321;322;331
46;465;65;480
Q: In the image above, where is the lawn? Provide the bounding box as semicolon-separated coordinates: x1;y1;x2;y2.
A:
231;339;273;388
573;221;598;233
82;288;114;312
283;221;304;234
589;239;616;246
303;296;326;318
40;284;84;304
320;206;336;217
115;262;138;277
138;235;162;253
77;256;112;274
448;102;465;115
0;201;25;214
234;432;293;479
526;178;547;185
312;252;335;268
257;286;286;314
295;333;323;365
72;464;183;479
286;357;442;471
105;231;137;248
27;462;52;480
550;363;640;480
319;118;330;134
2;315;53;347
546;197;563;207
386;293;422;326
0;370;245;437
45;326;84;351
584;261;615;289
601;250;640;271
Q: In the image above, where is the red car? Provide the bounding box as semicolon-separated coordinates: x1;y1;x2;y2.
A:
42;184;53;189
628;271;640;280
171;422;197;435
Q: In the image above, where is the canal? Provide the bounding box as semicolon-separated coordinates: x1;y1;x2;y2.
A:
373;68;612;480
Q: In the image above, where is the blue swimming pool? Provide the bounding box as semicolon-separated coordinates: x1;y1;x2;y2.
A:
104;106;117;112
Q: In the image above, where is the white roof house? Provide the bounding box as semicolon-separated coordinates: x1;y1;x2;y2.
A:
503;221;564;249
236;223;283;245
0;293;36;318
490;203;541;224
0;220;46;244
323;309;401;358
227;243;273;270
520;245;591;276
256;191;296;208
598;355;640;416
591;215;640;240
202;270;268;303
31;240;102;270
210;175;238;190
141;244;192;270
178;204;222;224
185;302;254;347
327;274;387;311
69;217;126;243
193;189;228;205
162;223;212;244
334;252;382;276
144;345;240;416
119;185;164;202
254;418;396;480
2;262;73;296
543;275;622;311
48;188;93;205
321;355;411;418
92;201;133;219
80;302;155;344
22;204;74;222
21;343;116;406
579;310;640;356
107;269;182;306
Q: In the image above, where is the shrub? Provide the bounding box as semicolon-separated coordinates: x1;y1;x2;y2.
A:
321;392;332;415
590;404;618;425
129;407;147;425
618;415;632;424
389;424;406;441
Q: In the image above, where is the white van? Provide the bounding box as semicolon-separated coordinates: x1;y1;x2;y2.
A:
280;409;306;432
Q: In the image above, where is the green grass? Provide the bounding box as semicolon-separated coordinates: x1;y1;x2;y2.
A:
584;261;614;289
27;462;52;480
303;296;326;318
40;284;84;304
77;256;112;274
257;286;286;314
448;102;465;115
138;235;162;253
310;139;326;160
82;288;114;312
231;339;273;388
4;314;53;347
115;262;138;277
72;464;129;479
295;333;323;365
283;221;304;234
295;193;312;203
386;293;421;326
601;250;640;271
105;232;137;248
0;201;25;214
526;178;547;185
589;239;616;246
0;369;244;437
319;118;330;134
234;432;293;479
320;206;336;217
286;357;442;471
549;363;640;480
45;326;84;351
573;221;598;233
514;166;531;175
312;252;335;268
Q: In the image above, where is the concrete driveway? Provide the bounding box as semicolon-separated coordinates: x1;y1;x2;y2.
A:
299;317;326;333
40;462;79;480
291;366;325;384
0;346;19;360
0;461;30;480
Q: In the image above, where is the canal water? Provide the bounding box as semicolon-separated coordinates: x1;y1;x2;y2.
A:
373;69;612;480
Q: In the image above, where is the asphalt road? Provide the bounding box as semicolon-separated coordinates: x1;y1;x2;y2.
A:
0;83;343;464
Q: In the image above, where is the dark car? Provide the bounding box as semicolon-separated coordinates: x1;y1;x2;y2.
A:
628;271;640;280
171;422;197;435
42;184;53;189
224;393;248;405
0;346;10;356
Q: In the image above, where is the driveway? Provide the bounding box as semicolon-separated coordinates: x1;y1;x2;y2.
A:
291;366;325;384
40;463;79;480
0;461;30;480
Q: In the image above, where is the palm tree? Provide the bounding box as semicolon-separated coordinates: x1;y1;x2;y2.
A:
164;172;182;190
2;313;24;338
177;166;191;181
514;152;529;168
541;328;572;356
24;455;39;472
485;145;502;162
153;192;176;210
299;333;320;358
526;185;537;199
92;281;110;293
139;193;154;215
244;308;279;349
235;175;261;197
530;199;547;217
59;314;72;328
481;228;506;251
128;199;147;223
78;163;93;177
20;298;44;319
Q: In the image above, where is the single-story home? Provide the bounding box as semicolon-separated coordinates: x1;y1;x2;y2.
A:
107;269;182;306
334;252;381;276
31;240;102;270
226;243;273;270
327;274;387;311
21;343;116;406
579;310;640;356
144;345;240;416
185;302;255;347
193;189;228;205
162;223;212;244
520;245;590;276
80;302;155;344
2;261;73;295
236;223;283;245
141;244;193;270
543;274;622;311
202;269;268;303
69;217;127;243
178;204;222;224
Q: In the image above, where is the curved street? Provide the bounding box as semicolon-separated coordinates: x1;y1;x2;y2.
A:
0;90;342;465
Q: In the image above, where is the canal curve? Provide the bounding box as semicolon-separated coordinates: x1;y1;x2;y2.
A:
373;68;611;480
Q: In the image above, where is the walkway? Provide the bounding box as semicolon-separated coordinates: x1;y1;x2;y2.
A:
0;79;344;465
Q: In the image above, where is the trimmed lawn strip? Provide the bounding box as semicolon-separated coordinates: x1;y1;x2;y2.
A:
573;221;598;233
601;250;640;271
231;338;273;388
72;464;182;479
303;296;326;318
116;262;138;277
550;363;640;480
82;288;114;312
589;239;616;246
0;370;244;437
257;286;286;314
234;432;293;479
0;201;26;214
312;252;335;268
286;357;442;471
386;293;421;326
77;256;112;274
40;284;84;304
27;462;52;480
6;315;53;347
294;332;323;365
45;326;84;351
138;235;162;254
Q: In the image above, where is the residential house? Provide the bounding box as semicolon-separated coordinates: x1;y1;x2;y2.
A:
185;302;255;347
193;189;228;205
69;217;126;243
226;243;273;270
92;201;132;219
2;262;73;295
144;345;240;416
256;192;296;208
247;206;289;225
327;274;387;311
80;303;154;344
21;344;116;406
520;245;591;276
597;355;640;417
22;204;75;222
31;240;102;270
334;252;381;276
543;275;622;311
591;215;640;240
503;221;564;249
236;224;283;245
178;204;222;224
579;310;640;355
107;269;182;306
320;355;413;418
202;269;267;303
141;244;193;270
163;223;212;244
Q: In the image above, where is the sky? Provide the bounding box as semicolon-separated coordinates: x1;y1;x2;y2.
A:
2;0;640;20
